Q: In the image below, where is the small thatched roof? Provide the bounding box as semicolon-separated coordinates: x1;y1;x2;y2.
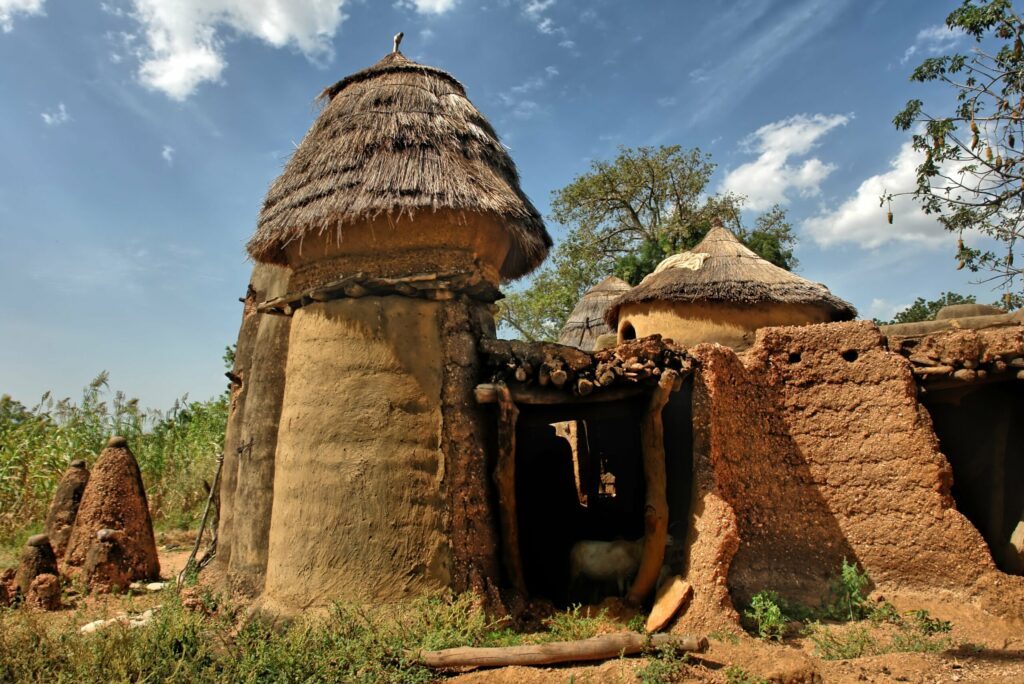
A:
247;50;551;280
606;222;856;326
558;276;632;349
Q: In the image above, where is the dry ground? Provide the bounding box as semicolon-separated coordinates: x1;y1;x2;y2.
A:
7;537;1024;683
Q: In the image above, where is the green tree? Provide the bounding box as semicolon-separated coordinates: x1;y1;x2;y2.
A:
882;292;977;324
500;146;798;341
891;0;1024;303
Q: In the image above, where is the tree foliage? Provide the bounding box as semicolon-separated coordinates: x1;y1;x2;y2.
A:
500;145;798;341
891;0;1024;302
878;291;978;324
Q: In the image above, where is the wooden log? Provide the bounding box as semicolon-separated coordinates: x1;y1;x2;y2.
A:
912;365;954;376
413;632;708;669
474;383;647;406
494;384;527;597
550;369;568;387
953;368;977;382
626;369;677;606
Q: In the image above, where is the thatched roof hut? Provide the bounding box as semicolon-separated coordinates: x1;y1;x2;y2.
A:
247;50;551;281
558;276;631;349
605;221;856;349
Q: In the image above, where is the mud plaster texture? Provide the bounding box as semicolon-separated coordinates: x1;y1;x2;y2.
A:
26;573;60;610
15;535;58;595
44;461;89;560
438;299;502;605
257;296;453;615
63;443;159;583
224;265;291;597
83;530;133;593
677;320;1024;632
215;263;290;586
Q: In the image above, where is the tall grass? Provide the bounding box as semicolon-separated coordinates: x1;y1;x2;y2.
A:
0;372;227;546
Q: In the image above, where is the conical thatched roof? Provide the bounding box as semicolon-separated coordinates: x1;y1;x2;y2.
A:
558;276;631;349
606;222;856;326
247;50;551;280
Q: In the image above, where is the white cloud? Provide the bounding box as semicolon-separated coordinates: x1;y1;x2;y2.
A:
397;0;456;13
40;102;70;126
161;144;175;164
121;1;348;100
656;96;677;107
499;64;559;119
901;24;964;65
866;298;909;321
720;113;849;210
520;0;572;47
803;140;948;248
0;0;44;32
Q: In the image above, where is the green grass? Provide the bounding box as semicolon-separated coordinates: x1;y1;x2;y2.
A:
0;591;633;682
1;372;228;548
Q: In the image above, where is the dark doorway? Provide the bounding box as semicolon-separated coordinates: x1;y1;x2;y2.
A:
512;378;693;606
923;380;1024;574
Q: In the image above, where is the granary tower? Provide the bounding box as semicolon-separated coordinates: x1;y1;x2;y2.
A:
225;44;550;616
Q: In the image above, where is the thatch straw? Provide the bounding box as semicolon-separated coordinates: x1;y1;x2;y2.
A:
247;52;551;280
558;276;631;349
606;222;856;326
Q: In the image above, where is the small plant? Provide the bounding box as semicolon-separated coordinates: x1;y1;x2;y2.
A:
724;664;769;684
542;604;609;642
708;628;741;645
907;609;951;636
807;622;878;660
627;613;647;633
867;600;901;625
637;644;690;684
743;590;787;641
825;559;871;621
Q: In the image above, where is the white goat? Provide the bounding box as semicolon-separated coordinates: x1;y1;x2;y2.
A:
569;535;673;598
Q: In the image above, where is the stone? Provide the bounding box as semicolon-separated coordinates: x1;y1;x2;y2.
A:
26;573;61;610
44;459;90;558
64;439;160;583
646;576;693;633
15;534;58;595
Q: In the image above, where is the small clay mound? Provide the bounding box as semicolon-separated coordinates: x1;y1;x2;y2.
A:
935;303;1005;320
63;436;160;583
15;534;58;595
44;459;90;558
26;573;61;610
84;528;133;593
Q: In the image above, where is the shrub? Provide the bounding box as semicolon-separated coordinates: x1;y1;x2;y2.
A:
743;590;787;641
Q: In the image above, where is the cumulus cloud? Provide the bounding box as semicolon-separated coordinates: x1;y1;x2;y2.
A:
398;0;456;13
720;113;849;210
110;1;347;100
901;24;964;65
161;144;175;165
521;0;573;47
803;140;949;248
40;102;70;126
0;0;44;32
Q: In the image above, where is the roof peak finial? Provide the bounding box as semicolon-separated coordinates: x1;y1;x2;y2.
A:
711;216;724;228
393;31;404;53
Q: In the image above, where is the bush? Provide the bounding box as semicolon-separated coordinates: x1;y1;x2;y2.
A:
0;373;228;547
743;590;787;641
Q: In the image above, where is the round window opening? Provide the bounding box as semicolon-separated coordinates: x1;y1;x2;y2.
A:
620;322;637;341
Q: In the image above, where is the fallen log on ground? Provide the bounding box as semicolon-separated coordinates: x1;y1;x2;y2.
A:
412;632;708;668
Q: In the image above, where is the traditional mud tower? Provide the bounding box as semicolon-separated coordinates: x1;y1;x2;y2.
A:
239;43;550;615
606;220;856;350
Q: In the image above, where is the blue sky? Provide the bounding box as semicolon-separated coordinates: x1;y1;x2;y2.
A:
0;0;1001;408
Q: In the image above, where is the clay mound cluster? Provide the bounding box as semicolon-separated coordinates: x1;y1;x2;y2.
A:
2;436;161;609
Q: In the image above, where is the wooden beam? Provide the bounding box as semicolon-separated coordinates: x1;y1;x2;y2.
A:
494;384;527;597
412;632;708;669
474;383;647;406
626;369;677;606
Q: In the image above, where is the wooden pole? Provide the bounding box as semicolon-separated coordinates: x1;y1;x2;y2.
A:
413;632;707;668
495;384;528;596
626;369;678;606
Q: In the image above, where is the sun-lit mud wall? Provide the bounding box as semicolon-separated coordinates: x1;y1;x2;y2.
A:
616;300;830;350
216;264;290;583
679;320;1024;629
255;295;500;615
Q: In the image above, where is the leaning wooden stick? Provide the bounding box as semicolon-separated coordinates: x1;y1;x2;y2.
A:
627;369;678;605
413;632;708;668
494;383;527;596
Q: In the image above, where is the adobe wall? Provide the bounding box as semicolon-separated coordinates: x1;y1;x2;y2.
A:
616;300;830;350
226;266;292;596
678;320;1024;630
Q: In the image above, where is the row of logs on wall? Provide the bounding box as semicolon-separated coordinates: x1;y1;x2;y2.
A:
896;344;1024;386
480;334;691;397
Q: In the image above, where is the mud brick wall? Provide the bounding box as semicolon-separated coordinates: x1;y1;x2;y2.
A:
682;321;1024;626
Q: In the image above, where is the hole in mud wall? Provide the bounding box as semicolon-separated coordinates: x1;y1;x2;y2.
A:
923;380;1024;574
513;380;693;606
620;322;636;341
